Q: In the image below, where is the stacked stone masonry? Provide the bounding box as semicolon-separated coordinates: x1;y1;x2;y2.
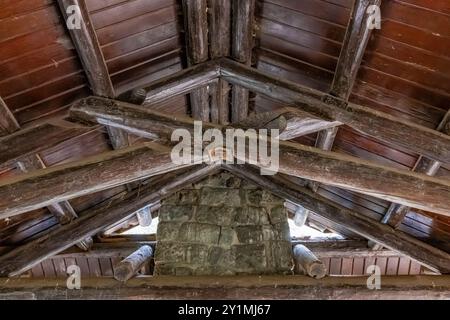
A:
154;172;294;275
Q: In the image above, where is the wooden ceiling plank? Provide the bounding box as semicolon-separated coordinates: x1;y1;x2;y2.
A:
70;96;450;216
0;120;98;169
0;165;219;277
231;0;255;123
223;165;450;274
182;0;210;121
0;142;196;220
219;58;450;165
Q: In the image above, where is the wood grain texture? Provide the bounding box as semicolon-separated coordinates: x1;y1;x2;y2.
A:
220;58;450;164
57;0;114;98
379;110;450;230
0;165;218;277
0;97;20;137
231;0;255;122
0;143;193;219
0;120;98;168
224;165;450;273
182;0;210;121
1;276;449;300
71;96;450;216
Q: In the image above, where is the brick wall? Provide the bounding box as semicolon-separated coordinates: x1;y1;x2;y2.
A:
154;172;294;275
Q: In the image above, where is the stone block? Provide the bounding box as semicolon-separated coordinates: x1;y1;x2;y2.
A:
245;189;263;205
261;190;283;204
178;222;221;244
235;226;264;244
199;172;241;188
195;205;235;226
268;205;288;224
165;189;200;205
232;207;270;226
200;188;241;207
218;227;238;246
233;244;267;272
157;221;182;241
159;205;193;222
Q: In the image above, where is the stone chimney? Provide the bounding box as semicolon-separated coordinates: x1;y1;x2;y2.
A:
154;172;294;275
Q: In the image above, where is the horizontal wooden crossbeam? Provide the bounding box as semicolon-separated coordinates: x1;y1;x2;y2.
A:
70;97;450;216
0;276;449;300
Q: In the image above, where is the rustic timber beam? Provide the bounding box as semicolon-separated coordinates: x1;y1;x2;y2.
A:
57;0;114;97
0;119;98;169
113;245;153;282
293;244;327;279
131;61;220;106
219;58;450;164
0;143;199;219
0;97;20;137
57;0;131;156
236;109;341;140
381;110;450;228
70;96;450;216
1;276;449;300
0;165;219;277
136;206;153;227
311;0;381;191
223;165;450;273
331;0;381;100
309;128;339;191
231;0;255;122
182;0;210;121
16;155;93;251
208;0;231;124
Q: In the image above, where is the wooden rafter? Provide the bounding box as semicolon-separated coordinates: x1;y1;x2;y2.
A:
219;58;450;164
16;155;93;251
231;0;255;122
311;0;381;190
182;0;210;121
0;165;218;277
70;96;450;216
371;110;450;249
0;143;196;219
208;0;231;124
0;97;20;137
223;165;450;273
57;0;130;151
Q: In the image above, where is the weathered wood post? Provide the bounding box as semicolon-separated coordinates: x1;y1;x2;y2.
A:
113;245;153;282
293;244;327;279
